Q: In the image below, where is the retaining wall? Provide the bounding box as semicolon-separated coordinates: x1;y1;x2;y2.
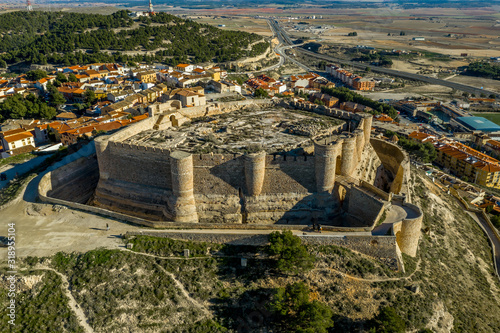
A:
347;186;386;226
125;231;402;270
39;155;99;204
361;180;392;201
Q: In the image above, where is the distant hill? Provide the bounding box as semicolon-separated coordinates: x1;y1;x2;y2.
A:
0;10;267;67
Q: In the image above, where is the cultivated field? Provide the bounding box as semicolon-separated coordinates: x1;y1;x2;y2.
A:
282;8;500;59
182;5;500;59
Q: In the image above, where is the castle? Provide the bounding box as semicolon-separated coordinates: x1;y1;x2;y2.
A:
38;99;422;261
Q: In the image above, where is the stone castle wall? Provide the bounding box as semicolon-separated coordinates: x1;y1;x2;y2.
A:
392;202;423;257
40;155;99;204
91;100;414;234
347;186;386;226
37;97;421;260
369;138;409;194
92;100;384;226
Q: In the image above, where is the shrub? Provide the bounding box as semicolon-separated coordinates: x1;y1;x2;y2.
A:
269;282;334;333
369;306;406;333
265;231;315;274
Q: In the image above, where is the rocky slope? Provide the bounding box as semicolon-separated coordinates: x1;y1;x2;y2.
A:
1;168;499;332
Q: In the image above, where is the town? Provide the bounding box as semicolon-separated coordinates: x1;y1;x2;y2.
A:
2;61;500;196
1;2;500;332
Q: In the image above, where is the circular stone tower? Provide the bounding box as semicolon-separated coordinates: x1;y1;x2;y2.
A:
244;151;267;196
314;141;342;193
362;114;373;147
170;151;198;223
340;134;357;177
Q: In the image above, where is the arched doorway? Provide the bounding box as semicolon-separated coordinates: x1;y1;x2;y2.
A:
335;155;342;175
170;115;179;127
337;184;347;207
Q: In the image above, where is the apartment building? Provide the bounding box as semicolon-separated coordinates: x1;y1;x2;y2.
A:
409;130;500;189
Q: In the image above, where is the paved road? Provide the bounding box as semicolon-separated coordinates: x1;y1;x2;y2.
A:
371;202;421;236
466;211;500;282
0;155;52;190
269;19;500;98
268;19;312;72
298;48;500;98
138;228;372;237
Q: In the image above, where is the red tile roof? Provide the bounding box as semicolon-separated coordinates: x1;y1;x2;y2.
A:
3;132;33;143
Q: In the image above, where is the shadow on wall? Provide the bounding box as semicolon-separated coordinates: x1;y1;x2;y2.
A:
204;156;245;195
198;154;317;196
370;138;408;194
374;164;393;193
268;192;339;225
46;155;99;204
265;154;316;194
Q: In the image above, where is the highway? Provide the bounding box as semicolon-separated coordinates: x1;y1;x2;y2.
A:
230;20;308;75
268;19;500;98
267;19;312;72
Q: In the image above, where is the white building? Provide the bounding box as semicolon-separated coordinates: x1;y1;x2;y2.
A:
0;131;35;157
175;64;195;73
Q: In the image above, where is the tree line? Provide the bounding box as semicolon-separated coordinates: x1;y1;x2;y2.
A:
385;131;437;163
465;62;500;80
321;86;399;119
354;52;394;67
0;10;266;67
0;94;57;123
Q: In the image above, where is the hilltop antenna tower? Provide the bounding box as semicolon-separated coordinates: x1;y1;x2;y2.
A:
148;0;154;15
27;0;33;11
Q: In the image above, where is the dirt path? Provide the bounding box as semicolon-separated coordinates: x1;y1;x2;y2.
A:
122;250;212;318
32;267;94;333
311;259;421;283
120;248;211;260
154;263;212;319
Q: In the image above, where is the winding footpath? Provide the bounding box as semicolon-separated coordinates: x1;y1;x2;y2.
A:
122;249;212;319
154;263;212;319
32;267;94;333
310;259;421;283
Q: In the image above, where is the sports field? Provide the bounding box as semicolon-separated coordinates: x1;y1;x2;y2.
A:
472;113;500;126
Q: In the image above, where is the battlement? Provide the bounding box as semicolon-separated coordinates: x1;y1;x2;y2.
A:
193;153;242;164
110;141;171;154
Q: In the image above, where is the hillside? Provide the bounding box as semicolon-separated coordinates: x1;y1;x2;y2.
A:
0;10;267;67
0;168;499;332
